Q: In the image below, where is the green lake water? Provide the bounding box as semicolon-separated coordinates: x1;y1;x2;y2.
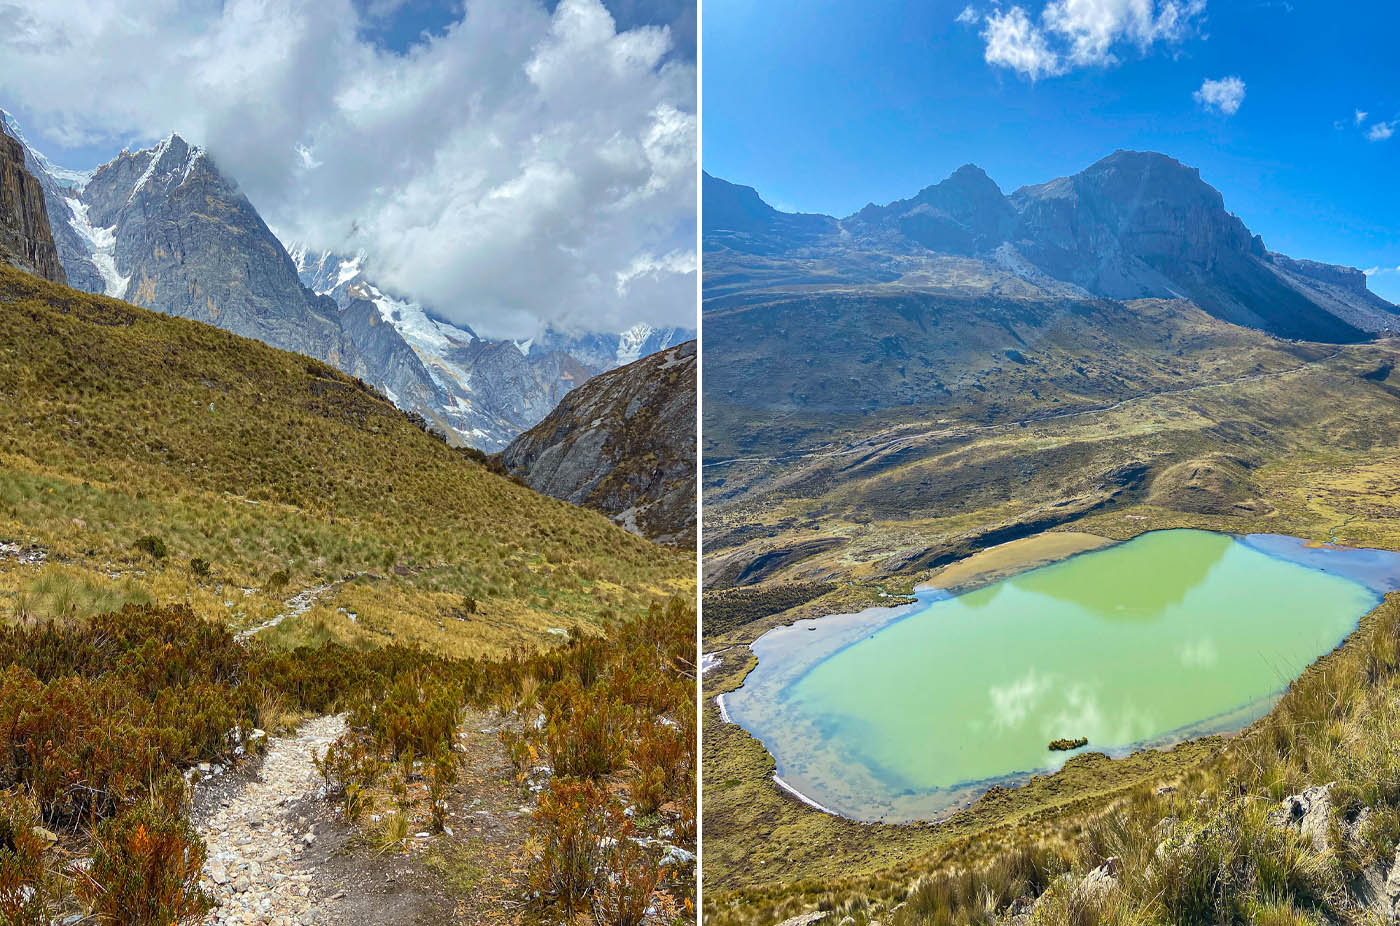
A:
723;530;1400;822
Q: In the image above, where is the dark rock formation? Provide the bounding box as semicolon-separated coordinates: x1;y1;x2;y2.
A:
0;130;65;283
503;340;696;546
0;111;100;291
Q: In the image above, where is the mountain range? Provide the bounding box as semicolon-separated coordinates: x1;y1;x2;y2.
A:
702;152;1400;589
705;151;1398;342
0;111;692;450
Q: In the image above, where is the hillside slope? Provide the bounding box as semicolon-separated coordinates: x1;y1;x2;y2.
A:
0;262;690;654
504;340;697;547
0;261;696;924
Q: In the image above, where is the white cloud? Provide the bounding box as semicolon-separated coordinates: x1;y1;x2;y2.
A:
0;0;696;339
1356;108;1369;125
977;0;1205;80
982;7;1066;80
1365;266;1400;276
956;5;980;25
1368;120;1395;141
1194;75;1245;115
988;669;1051;728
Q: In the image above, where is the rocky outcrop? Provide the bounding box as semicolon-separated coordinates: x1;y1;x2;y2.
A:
1267;783;1400;920
846;164;1017;256
0;111;97;290
502;340;696;546
0;130;64;283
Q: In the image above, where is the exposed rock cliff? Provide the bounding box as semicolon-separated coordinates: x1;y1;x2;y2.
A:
503;340;696;546
0;130;64;283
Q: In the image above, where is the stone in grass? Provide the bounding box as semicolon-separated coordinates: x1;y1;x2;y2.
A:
1048;736;1088;751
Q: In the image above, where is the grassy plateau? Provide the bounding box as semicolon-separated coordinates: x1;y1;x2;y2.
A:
702;284;1400;924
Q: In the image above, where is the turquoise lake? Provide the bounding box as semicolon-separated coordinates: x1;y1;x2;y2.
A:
723;530;1400;822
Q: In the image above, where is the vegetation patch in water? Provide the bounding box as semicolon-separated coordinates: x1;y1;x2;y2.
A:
1048;737;1088;751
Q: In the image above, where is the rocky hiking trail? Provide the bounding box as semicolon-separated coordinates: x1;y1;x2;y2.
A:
235;584;336;641
192;708;533;925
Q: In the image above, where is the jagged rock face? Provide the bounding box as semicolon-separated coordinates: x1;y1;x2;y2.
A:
0;111;101;291
0;130;65;283
847;164;1016;255
1011;151;1255;287
78;136;369;375
705;151;1400;343
337;287;452;418
289;247;691;450
503;340;697;546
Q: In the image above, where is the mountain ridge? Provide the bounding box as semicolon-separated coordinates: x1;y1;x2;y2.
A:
704;150;1399;342
503;339;698;547
1;112;692;450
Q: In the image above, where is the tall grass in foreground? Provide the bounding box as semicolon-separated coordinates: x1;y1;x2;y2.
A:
0;592;698;924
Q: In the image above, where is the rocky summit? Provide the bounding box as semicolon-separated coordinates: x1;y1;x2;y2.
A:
705;151;1400;342
504;339;697;547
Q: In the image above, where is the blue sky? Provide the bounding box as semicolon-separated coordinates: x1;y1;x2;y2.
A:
704;0;1400;302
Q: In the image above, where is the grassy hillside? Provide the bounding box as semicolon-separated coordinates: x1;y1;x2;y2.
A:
0;263;690;653
702;283;1400;922
703;293;1400;588
0;263;696;923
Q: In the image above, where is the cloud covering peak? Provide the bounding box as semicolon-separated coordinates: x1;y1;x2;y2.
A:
0;0;697;338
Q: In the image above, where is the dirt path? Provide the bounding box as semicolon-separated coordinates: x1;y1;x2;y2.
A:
236;585;334;641
194;708;532;925
196;714;346;925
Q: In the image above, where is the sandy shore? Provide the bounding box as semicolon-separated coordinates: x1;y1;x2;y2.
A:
926;530;1114;592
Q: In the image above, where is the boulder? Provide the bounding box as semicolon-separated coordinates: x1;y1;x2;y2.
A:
1267;783;1336;852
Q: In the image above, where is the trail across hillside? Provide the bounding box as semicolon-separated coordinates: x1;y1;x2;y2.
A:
235;585;335;641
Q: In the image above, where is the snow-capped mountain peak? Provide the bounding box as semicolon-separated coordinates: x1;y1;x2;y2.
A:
0;110;93;190
617;323;657;365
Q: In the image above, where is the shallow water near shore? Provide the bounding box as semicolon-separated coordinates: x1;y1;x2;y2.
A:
724;529;1400;822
